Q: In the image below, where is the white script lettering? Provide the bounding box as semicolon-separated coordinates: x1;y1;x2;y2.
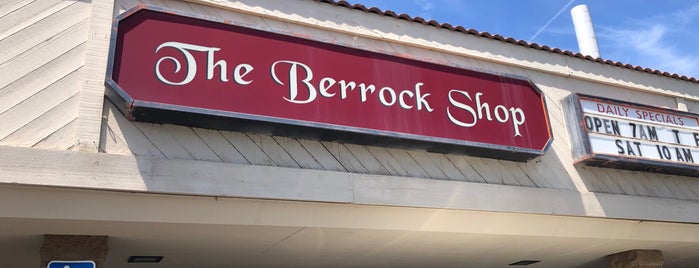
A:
447;89;526;136
270;60;433;111
154;41;254;86
271;60;316;104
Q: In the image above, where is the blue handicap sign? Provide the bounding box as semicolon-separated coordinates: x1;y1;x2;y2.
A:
47;260;96;268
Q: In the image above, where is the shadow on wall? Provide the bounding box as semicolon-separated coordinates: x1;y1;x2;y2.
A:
98;0;699;225
577;257;608;268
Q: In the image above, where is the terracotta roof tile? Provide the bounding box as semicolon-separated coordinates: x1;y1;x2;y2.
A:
315;0;699;84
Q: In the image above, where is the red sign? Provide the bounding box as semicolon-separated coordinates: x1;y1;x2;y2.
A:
106;7;553;161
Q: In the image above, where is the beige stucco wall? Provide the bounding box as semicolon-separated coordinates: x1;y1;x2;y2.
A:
106;0;699;200
2;0;699;224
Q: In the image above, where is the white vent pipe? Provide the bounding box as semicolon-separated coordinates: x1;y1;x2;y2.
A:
571;4;601;58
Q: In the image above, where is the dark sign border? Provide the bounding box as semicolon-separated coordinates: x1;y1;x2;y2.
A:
105;6;553;162
566;93;699;177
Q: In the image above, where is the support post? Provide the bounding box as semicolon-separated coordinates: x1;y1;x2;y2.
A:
40;235;108;267
75;0;115;152
608;249;663;268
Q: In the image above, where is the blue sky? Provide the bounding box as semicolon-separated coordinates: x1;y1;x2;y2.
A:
346;0;699;79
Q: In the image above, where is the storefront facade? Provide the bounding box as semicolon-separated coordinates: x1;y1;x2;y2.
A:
2;0;699;267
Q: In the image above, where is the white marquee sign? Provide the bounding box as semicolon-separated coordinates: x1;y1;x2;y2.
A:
567;94;699;177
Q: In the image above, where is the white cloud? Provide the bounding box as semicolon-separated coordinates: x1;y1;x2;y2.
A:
671;3;699;25
413;0;433;12
598;12;699;77
410;0;434;20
